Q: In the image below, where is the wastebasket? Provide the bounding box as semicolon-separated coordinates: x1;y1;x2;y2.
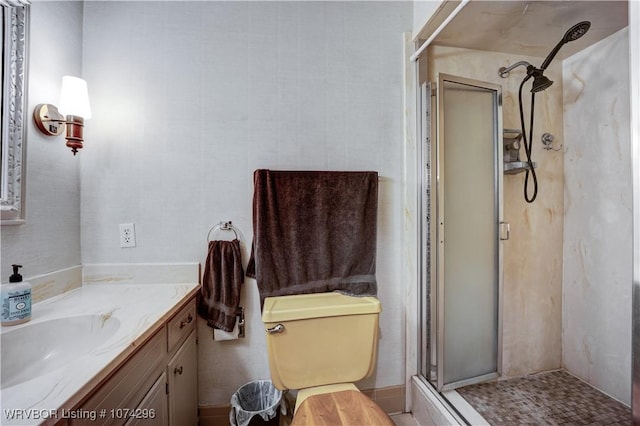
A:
230;380;283;426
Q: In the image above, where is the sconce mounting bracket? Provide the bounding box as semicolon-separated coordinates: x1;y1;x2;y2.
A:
33;104;65;136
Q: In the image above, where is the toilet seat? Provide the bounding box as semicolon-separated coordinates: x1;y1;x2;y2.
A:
291;389;394;426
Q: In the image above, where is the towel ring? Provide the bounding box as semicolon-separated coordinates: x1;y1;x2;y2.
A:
207;221;240;241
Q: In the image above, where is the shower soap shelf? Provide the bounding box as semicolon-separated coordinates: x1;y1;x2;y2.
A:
503;128;537;175
504;161;537;174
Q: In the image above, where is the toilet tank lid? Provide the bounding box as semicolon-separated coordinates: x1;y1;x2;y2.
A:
262;292;381;323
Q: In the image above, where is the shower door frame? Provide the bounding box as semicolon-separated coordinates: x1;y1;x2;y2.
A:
420;73;505;393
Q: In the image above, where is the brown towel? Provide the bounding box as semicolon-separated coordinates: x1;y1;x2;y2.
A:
246;169;378;305
198;239;244;331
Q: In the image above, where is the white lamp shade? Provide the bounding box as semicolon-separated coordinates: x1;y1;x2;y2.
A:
58;76;92;119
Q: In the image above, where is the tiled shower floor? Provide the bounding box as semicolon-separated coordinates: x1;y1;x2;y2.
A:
456;370;631;425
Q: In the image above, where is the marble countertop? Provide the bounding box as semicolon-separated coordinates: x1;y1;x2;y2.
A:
1;282;199;425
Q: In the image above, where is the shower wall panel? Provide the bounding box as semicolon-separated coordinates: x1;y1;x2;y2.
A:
562;28;631;406
427;45;564;378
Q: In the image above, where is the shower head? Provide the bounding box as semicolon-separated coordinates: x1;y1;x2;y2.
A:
540;21;591;71
527;65;554;93
564;21;591;42
531;73;553;93
499;61;553;92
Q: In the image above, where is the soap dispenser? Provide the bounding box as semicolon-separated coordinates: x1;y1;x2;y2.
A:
1;264;32;326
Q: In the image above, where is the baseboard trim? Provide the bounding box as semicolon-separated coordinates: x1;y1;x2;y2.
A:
199;405;231;426
361;384;406;415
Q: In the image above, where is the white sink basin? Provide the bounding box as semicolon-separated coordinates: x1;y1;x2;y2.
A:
1;314;120;389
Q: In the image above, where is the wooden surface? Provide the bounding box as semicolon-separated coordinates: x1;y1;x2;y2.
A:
292;390;394;426
168;331;198;426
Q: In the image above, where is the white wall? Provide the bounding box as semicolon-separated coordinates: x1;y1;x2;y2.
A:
80;1;412;406
632;0;640;416
412;0;440;40
562;28;632;405
1;1;83;281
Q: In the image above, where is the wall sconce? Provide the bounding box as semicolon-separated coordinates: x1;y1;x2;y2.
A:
33;76;91;155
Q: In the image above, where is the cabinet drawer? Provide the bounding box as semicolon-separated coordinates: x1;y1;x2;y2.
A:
73;328;167;426
167;299;196;352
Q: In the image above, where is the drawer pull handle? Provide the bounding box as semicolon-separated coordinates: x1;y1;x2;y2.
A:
174;366;183;375
180;314;193;329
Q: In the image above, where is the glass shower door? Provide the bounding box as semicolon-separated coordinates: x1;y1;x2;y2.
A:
425;74;504;392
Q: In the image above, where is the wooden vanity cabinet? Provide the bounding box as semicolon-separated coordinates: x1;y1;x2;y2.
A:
68;298;197;426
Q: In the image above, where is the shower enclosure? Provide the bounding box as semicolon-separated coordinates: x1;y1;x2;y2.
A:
411;1;634;423
419;74;505;392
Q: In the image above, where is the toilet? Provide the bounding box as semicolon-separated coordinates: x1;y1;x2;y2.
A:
261;292;394;425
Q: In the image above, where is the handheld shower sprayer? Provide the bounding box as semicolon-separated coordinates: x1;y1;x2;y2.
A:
498;21;591;203
540;21;591;71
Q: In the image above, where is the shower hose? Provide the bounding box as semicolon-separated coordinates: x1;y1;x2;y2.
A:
518;78;539;203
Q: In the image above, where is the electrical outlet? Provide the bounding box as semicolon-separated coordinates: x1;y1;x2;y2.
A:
119;223;136;248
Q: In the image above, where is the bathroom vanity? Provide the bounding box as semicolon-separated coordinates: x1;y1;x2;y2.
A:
70;299;197;426
0;282;199;426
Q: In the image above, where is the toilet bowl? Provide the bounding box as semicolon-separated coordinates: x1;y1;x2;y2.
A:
261;292;394;426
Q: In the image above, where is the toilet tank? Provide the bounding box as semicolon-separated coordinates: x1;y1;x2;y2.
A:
261;292;382;391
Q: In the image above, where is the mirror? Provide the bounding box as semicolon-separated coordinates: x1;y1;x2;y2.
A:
1;2;29;225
